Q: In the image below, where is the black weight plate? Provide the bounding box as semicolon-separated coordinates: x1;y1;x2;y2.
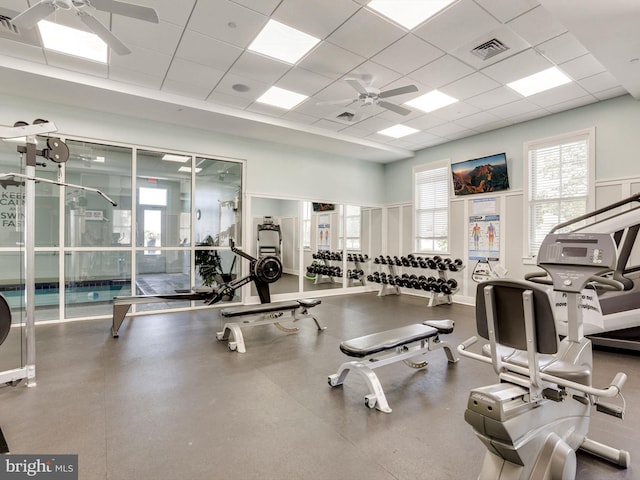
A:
254;256;283;284
0;294;12;347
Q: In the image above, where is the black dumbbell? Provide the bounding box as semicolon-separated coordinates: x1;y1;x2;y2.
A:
448;259;464;272
411;260;419;268
427;258;437;269
419;259;428;268
401;256;410;266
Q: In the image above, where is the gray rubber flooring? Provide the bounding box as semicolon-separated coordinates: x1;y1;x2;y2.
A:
0;292;638;479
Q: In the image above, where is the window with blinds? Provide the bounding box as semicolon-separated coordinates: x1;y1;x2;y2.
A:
414;161;449;253
525;129;594;257
338;205;361;250
302;201;311;248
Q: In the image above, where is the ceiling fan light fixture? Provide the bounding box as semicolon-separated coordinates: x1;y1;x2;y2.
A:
367;0;456;30
256;86;308;110
248;19;320;64
378;124;419;138
405;90;458;113
38;19;107;63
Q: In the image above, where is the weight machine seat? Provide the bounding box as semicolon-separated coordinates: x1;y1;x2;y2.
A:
481;344;591;386
424;319;454;334
476;279;591;385
339;323;439;358
220;299;321;318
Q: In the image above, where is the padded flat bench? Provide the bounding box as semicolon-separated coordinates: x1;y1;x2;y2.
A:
328;320;457;413
216;299;324;353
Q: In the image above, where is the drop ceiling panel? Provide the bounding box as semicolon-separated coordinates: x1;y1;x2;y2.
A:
298;42;366;80
545;95;597;113
473;0;540;23
536;32;589;65
428;121;476;138
404;114;448;131
560;54;606;80
131;0;197;27
108;66;164;90
488;99;543;118
175;30;243;70
530;83;588;111
0;38;45;64
466;86;522;110
272;0;359;39
212;72;271;100
506;6;567;46
578;71;621;95
205;90;254;109
109;46;173;78
111;18;182;55
226;51;291;85
232;0;281;16
276;67;334;97
433;101;482;122
187;0;267;48
371;34;444;76
409;54;475;89
481;48;553;84
413;0;501;53
326;8;405;59
455;111;501;129
164;58;225;96
440;72;501;100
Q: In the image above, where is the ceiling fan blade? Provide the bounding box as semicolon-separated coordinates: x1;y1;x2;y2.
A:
88;0;159;23
345;78;368;95
78;12;131;55
316;98;356;106
378;101;412;116
379;84;419;99
11;0;56;29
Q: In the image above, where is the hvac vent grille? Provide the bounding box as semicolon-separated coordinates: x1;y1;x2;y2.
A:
336;111;355;121
471;38;509;60
0;14;19;36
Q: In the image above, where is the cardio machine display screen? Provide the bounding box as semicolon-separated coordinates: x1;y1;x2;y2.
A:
561;246;588;257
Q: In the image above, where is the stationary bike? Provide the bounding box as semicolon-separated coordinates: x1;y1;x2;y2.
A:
458;232;630;479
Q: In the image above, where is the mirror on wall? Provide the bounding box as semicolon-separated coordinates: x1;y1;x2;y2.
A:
250;197;301;297
350;206;382;288
302;202;345;293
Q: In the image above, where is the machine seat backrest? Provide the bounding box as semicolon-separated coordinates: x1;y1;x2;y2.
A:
475;279;558;355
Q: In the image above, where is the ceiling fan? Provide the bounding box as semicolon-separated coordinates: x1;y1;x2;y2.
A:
318;77;419;121
11;0;159;55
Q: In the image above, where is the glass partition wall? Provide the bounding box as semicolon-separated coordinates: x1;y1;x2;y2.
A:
0;136;244;324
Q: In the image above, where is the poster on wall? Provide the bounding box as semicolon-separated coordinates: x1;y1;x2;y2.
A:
318;213;330;251
469;214;500;261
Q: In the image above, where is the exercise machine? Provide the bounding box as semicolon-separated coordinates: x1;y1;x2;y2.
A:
328;319;457;413
458;232;629;479
545;193;640;350
257;216;282;258
1;119;116;386
0;293;16;453
111;239;282;337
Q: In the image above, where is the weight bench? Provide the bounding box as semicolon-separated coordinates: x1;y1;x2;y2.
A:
216;299;324;353
328;320;458;413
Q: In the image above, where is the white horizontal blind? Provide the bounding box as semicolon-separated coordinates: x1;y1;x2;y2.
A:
528;133;590;256
338;205;361;250
415;163;449;253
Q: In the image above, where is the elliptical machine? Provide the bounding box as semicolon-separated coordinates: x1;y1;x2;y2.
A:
458;232;629;479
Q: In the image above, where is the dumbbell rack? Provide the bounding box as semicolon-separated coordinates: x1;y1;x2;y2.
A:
306;252;369;286
371;255;464;307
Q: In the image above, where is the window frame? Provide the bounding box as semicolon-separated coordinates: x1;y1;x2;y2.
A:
413;159;451;254
523;127;595;259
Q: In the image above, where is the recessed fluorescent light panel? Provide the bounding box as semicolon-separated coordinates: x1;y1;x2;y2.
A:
368;0;457;30
378;125;419;138
162;154;191;163
178;166;202;174
507;67;572;97
38;20;108;63
248;19;320;64
405;90;458;113
256;86;308;110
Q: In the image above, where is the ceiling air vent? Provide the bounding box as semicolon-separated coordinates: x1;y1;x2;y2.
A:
471;38;509;61
0;14;19;36
336;111;355;121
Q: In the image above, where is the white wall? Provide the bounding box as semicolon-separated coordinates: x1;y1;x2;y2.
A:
0;93;387;206
382;94;640;304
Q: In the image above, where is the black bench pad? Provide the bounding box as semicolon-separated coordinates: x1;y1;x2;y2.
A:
221;299;320;318
340;323;438;358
